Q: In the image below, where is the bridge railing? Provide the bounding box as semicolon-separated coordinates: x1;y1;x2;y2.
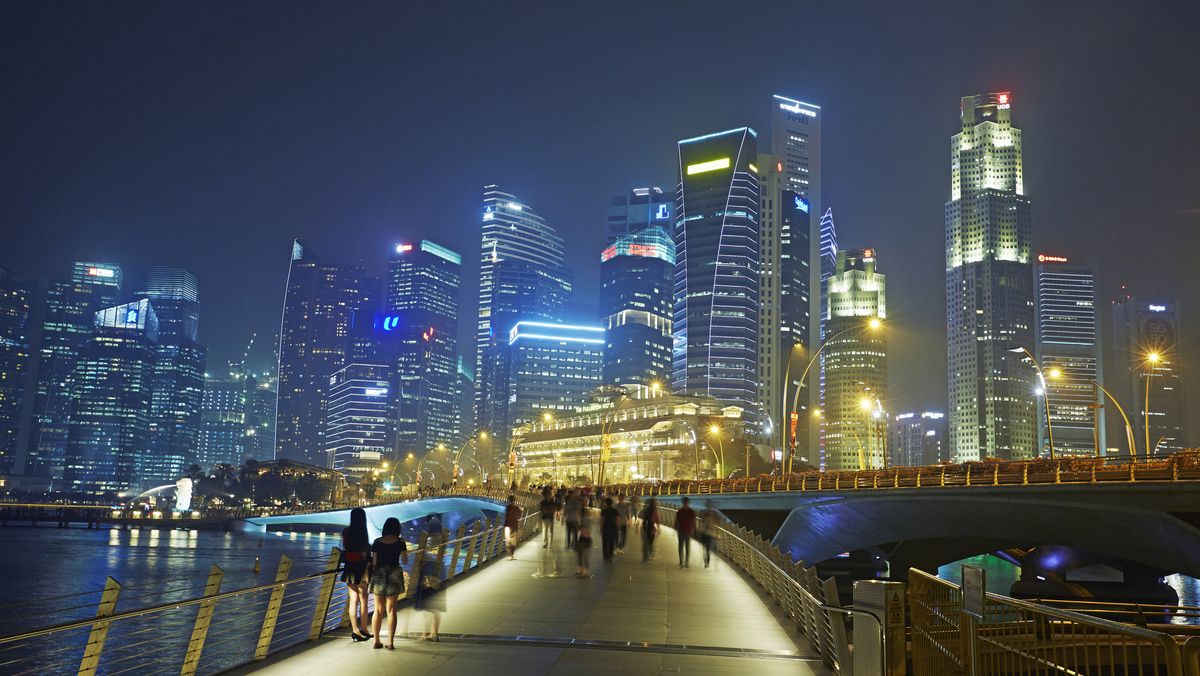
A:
610;450;1200;496
0;493;542;675
909;567;1189;675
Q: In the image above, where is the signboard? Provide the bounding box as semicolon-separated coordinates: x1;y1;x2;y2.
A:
962;564;986;619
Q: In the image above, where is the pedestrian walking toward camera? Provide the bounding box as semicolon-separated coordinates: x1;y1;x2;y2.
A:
564;489;583;551
539;488;557;548
576;513;594;577
629;494;641;530
698;500;721;567
505;495;521;559
615;494;630;553
340;507;372;642
599;497;620;563
368;517;408;649
640;498;660;562
675;496;696;567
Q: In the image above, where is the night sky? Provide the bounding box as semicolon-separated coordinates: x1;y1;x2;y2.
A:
3;1;1198;443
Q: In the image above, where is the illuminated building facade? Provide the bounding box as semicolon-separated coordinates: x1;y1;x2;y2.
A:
324;362;395;477
501;321;604;449
275;240;377;467
890;412;948;467
600;214;674;388
945;92;1035;462
822;249;887;470
27;261;122;479
64;300;158;494
605;187;674;243
0;268;33;475
1035;256;1104;457
198;374;246;470
242;370;277;461
512;390;746;485
1112;297;1187;456
673;128;761;415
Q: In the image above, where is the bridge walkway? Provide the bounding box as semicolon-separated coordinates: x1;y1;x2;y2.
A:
235;520;826;675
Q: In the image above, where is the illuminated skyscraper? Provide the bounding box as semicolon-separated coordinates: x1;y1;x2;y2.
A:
891;412;947;467
0;268;33;475
1035;255;1104;457
64;300;157;494
819;208;838;333
475;187;571;448
242;370;277;461
674;128;761;414
27;261;122;479
275;240;377;467
503;321;604;434
324;362;395;476
198;374;246;470
945;92;1035;462
1112;297;1187;456
600;195;674;388
822;249;887;470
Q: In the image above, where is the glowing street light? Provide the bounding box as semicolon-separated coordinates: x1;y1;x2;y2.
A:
1008;346;1056;459
706;424;726;479
1144;350;1163;458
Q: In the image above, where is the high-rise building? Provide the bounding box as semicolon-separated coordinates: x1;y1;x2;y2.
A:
0;269;33;475
945;92;1036;462
137;267;206;485
770;95;822;224
822;249;887;470
385;241;461;457
27;262;122;479
197;374;246;470
600;211;674;388
891;412;948;467
673;128;761;415
1035;255;1104;457
475;187;572;450
1112;297;1187;456
455;356;474;443
242;370;277;461
64;300;157;494
324;362;395;476
818;208;838;335
605;187;674;243
275;240;376;467
501;321;604;439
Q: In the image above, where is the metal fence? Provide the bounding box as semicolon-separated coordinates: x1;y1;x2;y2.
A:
0;493;540;675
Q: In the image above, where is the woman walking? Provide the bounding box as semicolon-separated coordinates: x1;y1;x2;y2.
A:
340;507;372;642
640;498;660;562
369;517;408;649
415;533;447;641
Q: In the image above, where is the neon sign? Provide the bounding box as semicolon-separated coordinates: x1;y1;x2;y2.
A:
363;387;388;397
395;243;413;253
378;315;401;332
125;308;139;323
1148;304;1166;313
793;195;809;213
1037;254;1068;263
655;204;670;220
87;267;115;278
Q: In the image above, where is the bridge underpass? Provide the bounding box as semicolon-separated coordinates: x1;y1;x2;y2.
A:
232;519;826;675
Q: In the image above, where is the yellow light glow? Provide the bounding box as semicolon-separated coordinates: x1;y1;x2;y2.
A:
1047;368;1062;379
479;431;488;440
381;462;389;469
868;317;882;329
406;452;414;460
812;408;822;418
1147;351;1161;364
686;157;731;175
859;398;874;411
747;163;758;173
542;412;554;423
709;425;721;435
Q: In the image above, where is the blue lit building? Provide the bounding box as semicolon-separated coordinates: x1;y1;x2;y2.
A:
0;268;33;476
198;373;246;470
605;187;674;243
64;300;158;495
502;321;605;441
600;219;674;388
27;261;122;480
323;362;395;477
673;128;761;414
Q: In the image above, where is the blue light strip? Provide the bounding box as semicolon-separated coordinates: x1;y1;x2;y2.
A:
678;127;757;145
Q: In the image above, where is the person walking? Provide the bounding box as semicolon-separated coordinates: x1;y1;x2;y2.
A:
698;500;722;567
564;489;583;551
599;497;620;563
416;533;447;640
614;493;630;553
675;497;696;568
539;488;557;548
640;498;660;562
340;507;372;642
504;495;522;559
629;493;641;530
368;517;408;649
575;512;594;577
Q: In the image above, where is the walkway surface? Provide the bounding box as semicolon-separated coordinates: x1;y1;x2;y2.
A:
234;519;828;675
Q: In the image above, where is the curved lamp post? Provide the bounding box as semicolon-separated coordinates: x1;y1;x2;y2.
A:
1009;347;1055;460
1091;379;1137;461
1143;351;1162;460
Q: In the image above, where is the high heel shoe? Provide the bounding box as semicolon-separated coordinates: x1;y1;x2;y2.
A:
351;632;367;642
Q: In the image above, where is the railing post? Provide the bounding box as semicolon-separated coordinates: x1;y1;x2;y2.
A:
993;465;999;486
1130;462;1136;482
180;564;224;675
447;525;467;580
916;468;922;488
872;473;878;489
940;466;947;487
1055;461;1062;484
894;469;900;488
254;555;292;660
78;576;121;676
966;465;972;486
306;547;341;641
1023;464;1029;485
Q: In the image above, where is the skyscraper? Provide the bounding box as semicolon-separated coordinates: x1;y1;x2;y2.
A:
324;362;395;476
503;321;604;435
27;261;122;479
674;128;761;415
275;240;376;467
137;267;206;485
64;299;157;494
600;197;674;388
242;369;277;461
0;268;33;475
822;249;887;470
818;208;838;334
1112;297;1187;456
891;412;948;467
197;374;246;470
475;187;572;446
945;92;1036;462
1035;255;1104;457
385;240;461;457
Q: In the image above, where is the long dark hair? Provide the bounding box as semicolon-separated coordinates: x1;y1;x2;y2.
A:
344;507;369;552
382;517;401;537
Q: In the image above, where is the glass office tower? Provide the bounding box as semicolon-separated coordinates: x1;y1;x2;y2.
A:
600;221;674;388
0;268;33;475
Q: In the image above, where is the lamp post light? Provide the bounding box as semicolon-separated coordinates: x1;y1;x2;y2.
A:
450;430;488;486
707;424;726;479
1091;379;1137;461
1144;351;1162;460
599;393;636;486
1009;346;1056;460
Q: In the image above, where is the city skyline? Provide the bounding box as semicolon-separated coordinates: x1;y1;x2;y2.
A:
1;3;1198;448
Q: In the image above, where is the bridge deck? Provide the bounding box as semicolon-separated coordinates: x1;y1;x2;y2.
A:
235;521;825;675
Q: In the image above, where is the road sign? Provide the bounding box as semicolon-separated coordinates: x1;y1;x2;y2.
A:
962;564;986;619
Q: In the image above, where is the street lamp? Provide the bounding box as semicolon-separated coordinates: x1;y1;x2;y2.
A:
707;424;726;479
1091;379;1137;460
599;392;636;485
1144;351;1162;459
1008;347;1056;459
451;430;488;486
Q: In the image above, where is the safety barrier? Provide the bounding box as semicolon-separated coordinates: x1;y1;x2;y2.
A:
0;492;541;675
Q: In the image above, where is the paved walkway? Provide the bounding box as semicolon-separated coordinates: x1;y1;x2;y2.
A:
234;519;828;675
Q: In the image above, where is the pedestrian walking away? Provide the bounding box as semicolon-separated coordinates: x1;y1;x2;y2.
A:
640;498;660;562
340;507;372;642
539;488;557;548
564;489;583;551
675;496;696;567
504;494;521;559
698;500;722;567
599;497;620;563
415;533;447;641
576;513;594;577
368;517;408;649
614;493;630;553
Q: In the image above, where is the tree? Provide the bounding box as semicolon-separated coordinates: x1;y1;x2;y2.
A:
294;474;329;503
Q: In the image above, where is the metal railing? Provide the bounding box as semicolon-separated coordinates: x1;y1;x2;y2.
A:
610;449;1200;497
0;492;541;675
910;567;1189;675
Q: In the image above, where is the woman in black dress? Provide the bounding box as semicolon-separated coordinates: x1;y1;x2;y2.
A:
341;507;372;641
368;517;408;649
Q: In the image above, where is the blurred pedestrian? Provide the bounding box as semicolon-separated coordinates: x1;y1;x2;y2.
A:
575;513;593;577
415;533;446;641
698;500;721;567
675;497;696;568
640;498;660;562
539;488;557;548
614;493;630;553
599;497;619;563
368;517;408;649
564;489;583;551
340;507;372;642
629;493;641;529
504;494;522;559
